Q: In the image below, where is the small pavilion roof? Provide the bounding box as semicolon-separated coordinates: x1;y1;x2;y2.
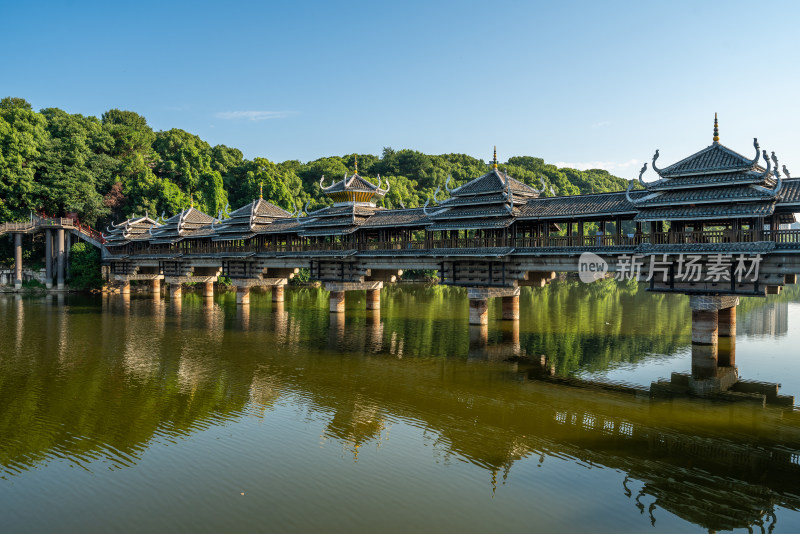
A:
148;207;214;244
104;216;158;245
320;169;389;207
212;198;290;241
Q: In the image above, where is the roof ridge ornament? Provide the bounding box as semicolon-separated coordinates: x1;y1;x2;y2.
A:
713;113;719;144
651;150;662;176
625;180;637;204
759;150;772;180
423;186;441;217
493;146;498;169
259;181;263;200
445;174;454;194
531;176;545;195
783;164;791;179
638;162;649;188
224;203;231;218
771;152;783;196
750;138;760;166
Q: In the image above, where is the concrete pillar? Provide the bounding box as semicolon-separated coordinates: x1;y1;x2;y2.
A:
203;281;214;299
501;295;519;321
718;337;736;368
236;286;251;305
151;278;161;295
45;229;53;289
14;233;23;290
468;324;490;360
272;284;284;303
691;344;718;379
330;290;346;313
469;298;489;325
65;233;71;280
120;279;131;295
691;308;718;379
718;306;736;337
691;309;718;346
170;284;182;300
56;229;65;290
366;288;381;310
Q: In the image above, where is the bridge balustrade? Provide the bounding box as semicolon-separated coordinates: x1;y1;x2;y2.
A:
107;228;800;257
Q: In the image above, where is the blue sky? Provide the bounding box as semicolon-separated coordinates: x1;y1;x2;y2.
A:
3;0;799;179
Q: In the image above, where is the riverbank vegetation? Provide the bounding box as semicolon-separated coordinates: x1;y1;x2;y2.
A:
1;96;630;230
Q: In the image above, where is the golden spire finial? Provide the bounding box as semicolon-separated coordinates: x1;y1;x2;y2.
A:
493;146;498;169
713;113;719;143
354;154;358;175
190;193;194;209
259;181;263;199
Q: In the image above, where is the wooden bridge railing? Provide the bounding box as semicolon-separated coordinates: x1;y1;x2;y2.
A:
104;228;800;257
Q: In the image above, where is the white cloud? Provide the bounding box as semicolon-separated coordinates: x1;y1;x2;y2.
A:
214;110;293;121
554;158;640;175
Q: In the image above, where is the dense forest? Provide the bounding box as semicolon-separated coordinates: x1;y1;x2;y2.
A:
0;96;631;228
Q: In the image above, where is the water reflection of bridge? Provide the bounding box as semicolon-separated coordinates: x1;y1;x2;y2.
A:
3;290;800;532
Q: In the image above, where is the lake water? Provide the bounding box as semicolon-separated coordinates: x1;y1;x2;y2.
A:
2;281;800;533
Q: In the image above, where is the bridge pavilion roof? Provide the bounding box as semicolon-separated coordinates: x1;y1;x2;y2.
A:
300;163;391;236
148;206;215;244
212;198;290;241
632;116;788;223
426;149;541;232
103;216;158;246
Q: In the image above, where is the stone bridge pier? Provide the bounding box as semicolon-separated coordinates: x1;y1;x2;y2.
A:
232;277;289;305
466;287;521;325
689;295;739;393
324;281;384;313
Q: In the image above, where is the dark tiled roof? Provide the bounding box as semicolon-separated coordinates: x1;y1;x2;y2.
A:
104;216;158;244
646;170;771;190
657;143;760;178
518;191;644;219
429;204;513;220
452;169;540;197
439;193;508;207
634;202;775;221
778;178;800;205
361;208;429;228
635;185;777;207
149;207;214;241
257;218;302;234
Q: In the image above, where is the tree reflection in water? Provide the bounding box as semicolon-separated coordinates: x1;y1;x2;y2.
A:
0;281;799;532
